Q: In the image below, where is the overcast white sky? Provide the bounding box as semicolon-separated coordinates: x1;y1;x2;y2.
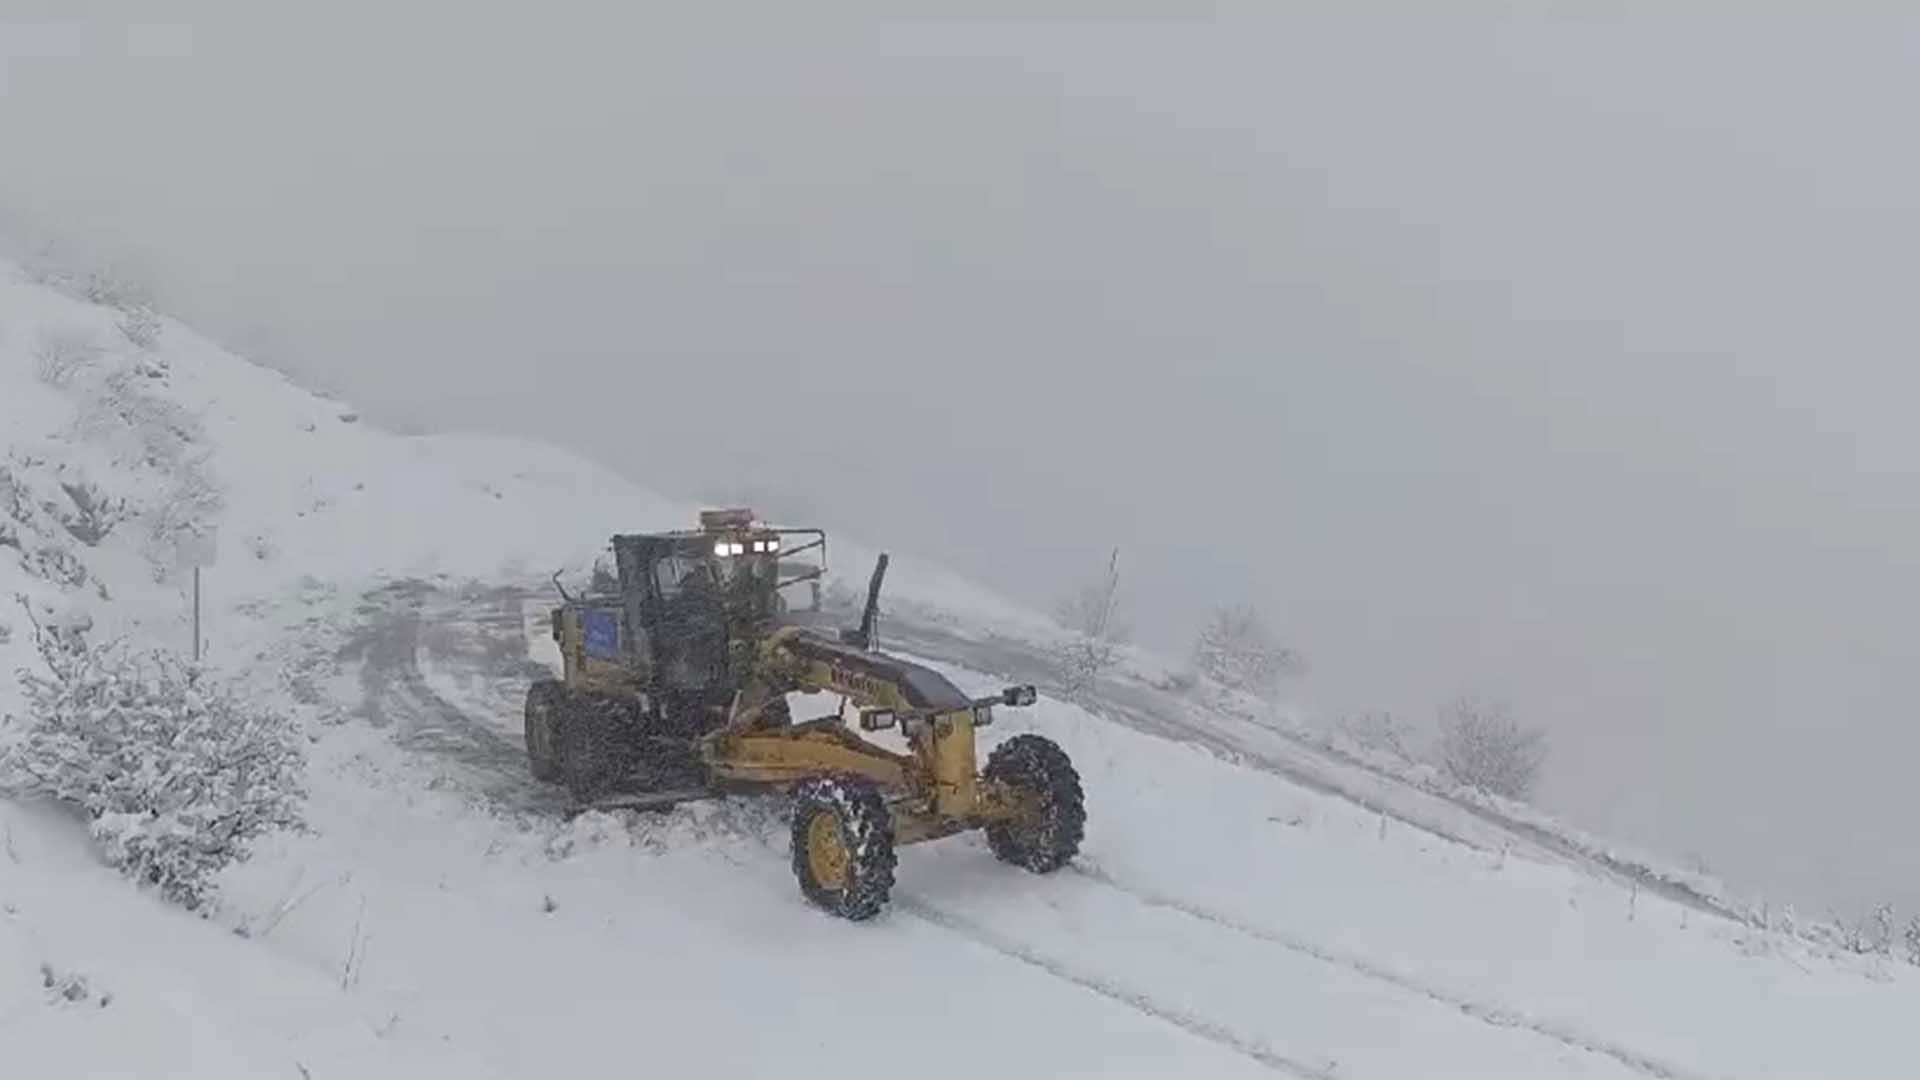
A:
5;5;1920;915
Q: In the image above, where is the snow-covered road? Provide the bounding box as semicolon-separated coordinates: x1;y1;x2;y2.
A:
236;577;1918;1080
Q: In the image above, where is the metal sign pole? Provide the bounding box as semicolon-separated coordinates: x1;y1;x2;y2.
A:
177;527;217;664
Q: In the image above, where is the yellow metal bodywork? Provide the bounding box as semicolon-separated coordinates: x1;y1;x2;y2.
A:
706;720;912;789
927;711;979;818
695;626;1029;845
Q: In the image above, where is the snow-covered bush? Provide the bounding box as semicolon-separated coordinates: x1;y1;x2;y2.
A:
23;254;155;315
0;465;22;517
1;615;306;910
117;305;162;349
141;468;222;581
1193;604;1296;699
77;267;149;311
23;543;89;589
33;328;100;388
74;367;204;470
1436;696;1547;801
55;365;223;579
54;477;129;546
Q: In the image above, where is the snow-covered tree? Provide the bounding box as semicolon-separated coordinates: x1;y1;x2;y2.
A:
1193;604;1295;699
1871;902;1898;956
1436;696;1547;801
1050;548;1126;701
2;609;306;910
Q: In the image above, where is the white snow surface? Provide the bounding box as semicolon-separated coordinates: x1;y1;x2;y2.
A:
3;259;1918;1078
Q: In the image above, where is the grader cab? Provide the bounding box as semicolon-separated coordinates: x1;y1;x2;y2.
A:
525;509;1085;919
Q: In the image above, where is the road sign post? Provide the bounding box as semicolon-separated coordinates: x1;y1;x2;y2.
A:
176;528;218;663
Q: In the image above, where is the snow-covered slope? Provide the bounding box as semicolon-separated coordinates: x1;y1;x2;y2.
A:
4;259;1918;1079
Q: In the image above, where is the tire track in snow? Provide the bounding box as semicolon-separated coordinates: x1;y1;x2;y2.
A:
894;894;1336;1080
1069;862;1725;1080
335;580;568;812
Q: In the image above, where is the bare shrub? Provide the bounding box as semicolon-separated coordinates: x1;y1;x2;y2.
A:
1339;710;1419;765
1436;696;1547;801
1;608;306;910
34;328;101;387
1050;548;1125;701
1193;605;1296;699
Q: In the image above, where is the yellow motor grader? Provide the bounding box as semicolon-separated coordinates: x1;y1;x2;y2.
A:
525;509;1084;919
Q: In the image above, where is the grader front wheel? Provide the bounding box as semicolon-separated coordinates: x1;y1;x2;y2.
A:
790;776;897;921
983;734;1086;873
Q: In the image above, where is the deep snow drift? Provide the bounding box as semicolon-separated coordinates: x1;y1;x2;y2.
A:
4;259;1918;1079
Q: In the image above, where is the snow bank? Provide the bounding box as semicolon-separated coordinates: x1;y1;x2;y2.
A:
0;799;497;1079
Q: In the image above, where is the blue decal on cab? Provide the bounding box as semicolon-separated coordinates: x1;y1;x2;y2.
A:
583;609;620;659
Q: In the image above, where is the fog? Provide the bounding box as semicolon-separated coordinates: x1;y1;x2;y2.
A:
5;6;1920;915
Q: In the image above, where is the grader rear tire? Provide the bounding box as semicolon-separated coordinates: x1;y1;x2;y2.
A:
790;776;896;921
983;734;1085;873
558;695;632;804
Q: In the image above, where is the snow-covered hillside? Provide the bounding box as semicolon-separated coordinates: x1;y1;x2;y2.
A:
4;259;1918;1079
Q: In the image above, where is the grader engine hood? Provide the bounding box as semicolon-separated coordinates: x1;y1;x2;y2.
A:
780;627;974;714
